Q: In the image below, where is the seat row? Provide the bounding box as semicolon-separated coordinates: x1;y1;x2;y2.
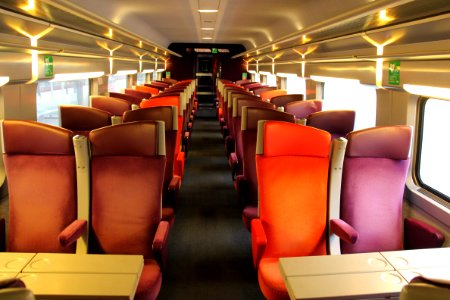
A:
1;119;172;299
216;79;356;230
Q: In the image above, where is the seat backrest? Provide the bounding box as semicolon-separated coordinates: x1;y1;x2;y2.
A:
307;110;355;139
271;94;304;108
285;100;322;119
339;125;412;253
123;106;178;192
59;105;112;137
233;99;275;176
124;88;151;100
252;86;276;96
256;120;330;258
90;96;131;116
136;85;159;96
241;107;295;206
109;92;142;106
89;121;166;258
1;120;77;253
235;79;251;86
246;83;266;91
260;89;287;102
163;78;177;85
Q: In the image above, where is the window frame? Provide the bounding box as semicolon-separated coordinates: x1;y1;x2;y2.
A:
414;97;450;203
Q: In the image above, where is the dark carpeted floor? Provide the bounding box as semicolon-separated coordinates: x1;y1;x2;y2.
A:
158;105;265;299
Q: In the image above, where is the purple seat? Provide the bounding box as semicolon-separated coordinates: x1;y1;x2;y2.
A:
89;121;168;300
307;110;355;139
271;94;304;108
285;100;322;119
1;120;86;253
123;106;181;226
238;107;295;230
59;105;112;137
330;126;444;254
90;96;132;116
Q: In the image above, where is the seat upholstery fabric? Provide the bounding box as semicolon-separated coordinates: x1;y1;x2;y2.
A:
271;94;304;108
285;100;322;119
60;105;112;137
307;110;355;139
90;96;131;116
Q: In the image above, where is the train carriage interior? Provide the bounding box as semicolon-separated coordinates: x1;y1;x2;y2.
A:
0;0;449;299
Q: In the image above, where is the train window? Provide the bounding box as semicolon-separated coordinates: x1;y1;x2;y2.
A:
136;73;146;85
36;79;89;126
322;78;376;130
267;74;277;87
417;98;450;201
108;74;127;92
286;76;306;95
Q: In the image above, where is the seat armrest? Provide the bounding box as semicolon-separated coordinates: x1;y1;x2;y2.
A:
175;151;185;179
330;219;359;244
235;175;250;206
58;219;88;248
152;221;170;270
168;176;181;192
0;218;5;251
404;217;445;249
251;219;267;269
166;176;181;210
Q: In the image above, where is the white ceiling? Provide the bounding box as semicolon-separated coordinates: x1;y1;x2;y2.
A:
67;0;374;50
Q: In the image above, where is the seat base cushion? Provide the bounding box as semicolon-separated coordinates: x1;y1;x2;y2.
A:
134;259;162;300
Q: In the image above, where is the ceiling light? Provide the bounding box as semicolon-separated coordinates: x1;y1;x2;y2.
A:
202;37;213;40
310;75;360;84
116;70;138;75
198;9;218;13
142;69;154;74
201;28;214;30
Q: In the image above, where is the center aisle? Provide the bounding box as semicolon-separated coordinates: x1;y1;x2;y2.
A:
158;105;265;299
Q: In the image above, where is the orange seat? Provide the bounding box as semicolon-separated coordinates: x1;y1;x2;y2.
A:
136;85;160;96
59;105;112;137
260;89;287;102
140;96;185;179
123;106;182;226
252;121;331;299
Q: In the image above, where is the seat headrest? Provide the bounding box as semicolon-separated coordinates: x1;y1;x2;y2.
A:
285;100;322;119
123;106;177;131
242;106;295;130
60;105;112;131
1;120;74;155
346;125;412;159
307;110;355;134
256;120;331;157
233;97;271;118
90;121;165;157
90;96;131;115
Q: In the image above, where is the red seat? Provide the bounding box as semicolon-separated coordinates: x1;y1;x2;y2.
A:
59;105;112;137
238;107;295;230
229;98;274;179
307;110;355;139
123;106;181;226
329;126;444;254
252;121;331;299
89;121;168;300
1;120;86;253
109;92;142;106
125;88;152;100
90;95;132;117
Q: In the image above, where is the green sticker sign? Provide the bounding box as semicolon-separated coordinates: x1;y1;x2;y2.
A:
44;55;54;77
211;48;218;54
166;71;171;78
242;72;248;79
388;61;400;85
